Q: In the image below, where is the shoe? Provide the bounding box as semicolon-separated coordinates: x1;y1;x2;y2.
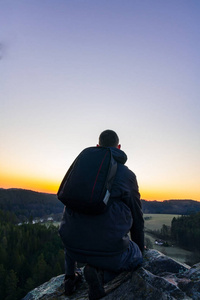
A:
64;272;82;295
84;265;106;300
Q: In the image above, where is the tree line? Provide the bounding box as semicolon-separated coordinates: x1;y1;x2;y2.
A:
0;210;65;300
145;212;200;264
171;212;200;251
141;199;200;215
0;189;64;222
1;189;200;222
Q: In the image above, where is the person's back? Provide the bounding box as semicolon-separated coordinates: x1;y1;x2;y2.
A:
58;130;144;300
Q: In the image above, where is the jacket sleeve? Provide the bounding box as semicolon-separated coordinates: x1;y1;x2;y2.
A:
122;171;144;252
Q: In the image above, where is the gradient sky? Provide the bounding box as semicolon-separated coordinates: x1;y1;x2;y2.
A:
1;0;200;201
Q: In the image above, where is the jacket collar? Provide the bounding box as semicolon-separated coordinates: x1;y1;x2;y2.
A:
110;147;127;164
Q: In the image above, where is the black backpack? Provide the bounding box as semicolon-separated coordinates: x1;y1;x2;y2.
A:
57;147;117;214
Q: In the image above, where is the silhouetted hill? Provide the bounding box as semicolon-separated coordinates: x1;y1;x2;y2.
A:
0;188;64;221
0;189;200;221
141;199;200;215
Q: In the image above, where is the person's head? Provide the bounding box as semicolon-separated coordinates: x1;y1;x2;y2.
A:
98;129;121;149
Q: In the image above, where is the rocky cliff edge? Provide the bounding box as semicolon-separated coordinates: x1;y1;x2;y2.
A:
22;249;200;300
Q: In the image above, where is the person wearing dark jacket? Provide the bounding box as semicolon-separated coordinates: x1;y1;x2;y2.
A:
58;130;144;300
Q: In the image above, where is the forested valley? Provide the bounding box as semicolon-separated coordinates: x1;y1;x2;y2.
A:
1;189;200;299
0;210;65;300
1;189;200;222
146;212;200;265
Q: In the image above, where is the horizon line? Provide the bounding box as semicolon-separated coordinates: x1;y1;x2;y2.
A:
1;187;199;202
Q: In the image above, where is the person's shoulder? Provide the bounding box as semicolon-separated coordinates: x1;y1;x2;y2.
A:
117;163;136;179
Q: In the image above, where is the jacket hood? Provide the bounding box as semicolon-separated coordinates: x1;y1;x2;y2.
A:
110;147;127;164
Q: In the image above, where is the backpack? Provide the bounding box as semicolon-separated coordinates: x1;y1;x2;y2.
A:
57;147;117;214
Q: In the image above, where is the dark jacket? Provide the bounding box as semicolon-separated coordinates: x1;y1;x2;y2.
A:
59;147;144;256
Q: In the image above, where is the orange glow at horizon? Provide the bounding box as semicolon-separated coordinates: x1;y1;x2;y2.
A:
0;174;60;195
140;187;200;202
1;175;200;201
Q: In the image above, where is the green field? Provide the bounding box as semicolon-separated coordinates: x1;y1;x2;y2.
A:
145;232;192;264
144;214;194;265
144;213;180;231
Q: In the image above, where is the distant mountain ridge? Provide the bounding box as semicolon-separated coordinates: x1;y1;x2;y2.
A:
0;189;200;221
0;188;63;221
141;199;200;215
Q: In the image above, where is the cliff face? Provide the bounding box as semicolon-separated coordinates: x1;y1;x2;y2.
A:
23;249;200;300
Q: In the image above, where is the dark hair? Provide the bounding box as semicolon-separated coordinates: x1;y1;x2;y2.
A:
99;130;119;147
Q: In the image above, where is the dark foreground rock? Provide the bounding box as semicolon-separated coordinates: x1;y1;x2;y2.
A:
22;249;200;300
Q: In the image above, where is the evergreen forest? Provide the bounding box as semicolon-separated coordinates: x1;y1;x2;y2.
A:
1;189;200;299
171;212;200;251
0;189;64;222
0;210;65;300
146;212;200;264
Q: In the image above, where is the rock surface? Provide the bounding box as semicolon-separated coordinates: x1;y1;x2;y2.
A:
22;249;200;300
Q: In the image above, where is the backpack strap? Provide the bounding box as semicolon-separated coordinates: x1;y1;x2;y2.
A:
103;148;118;205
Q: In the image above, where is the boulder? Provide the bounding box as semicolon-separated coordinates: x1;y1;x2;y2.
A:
22;249;200;300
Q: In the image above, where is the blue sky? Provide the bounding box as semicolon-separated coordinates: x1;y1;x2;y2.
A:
1;0;200;200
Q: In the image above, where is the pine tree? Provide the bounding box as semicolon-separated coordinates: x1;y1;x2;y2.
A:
0;264;6;299
5;269;18;300
33;253;48;285
24;277;35;294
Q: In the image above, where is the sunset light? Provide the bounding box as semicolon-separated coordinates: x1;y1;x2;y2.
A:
1;1;200;201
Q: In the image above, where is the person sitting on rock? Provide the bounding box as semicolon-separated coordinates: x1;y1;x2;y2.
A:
58;129;144;300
